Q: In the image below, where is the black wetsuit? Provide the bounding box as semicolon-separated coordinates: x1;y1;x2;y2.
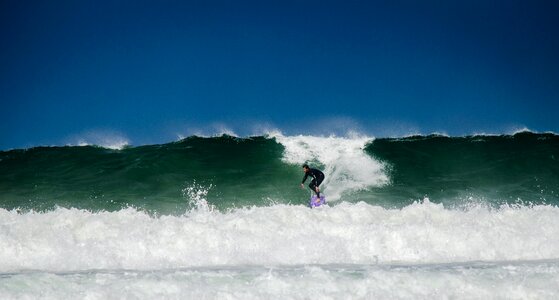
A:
302;168;325;197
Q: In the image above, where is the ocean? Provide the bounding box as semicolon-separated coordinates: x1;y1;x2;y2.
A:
1;131;558;299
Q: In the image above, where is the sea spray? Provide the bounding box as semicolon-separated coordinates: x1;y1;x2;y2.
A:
181;180;215;212
271;133;389;201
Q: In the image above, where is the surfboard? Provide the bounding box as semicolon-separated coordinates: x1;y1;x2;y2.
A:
309;195;326;208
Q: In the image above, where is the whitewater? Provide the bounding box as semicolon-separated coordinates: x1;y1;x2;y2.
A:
1;132;558;298
2;202;559;298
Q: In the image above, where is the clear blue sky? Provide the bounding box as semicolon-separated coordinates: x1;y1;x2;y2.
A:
1;0;558;149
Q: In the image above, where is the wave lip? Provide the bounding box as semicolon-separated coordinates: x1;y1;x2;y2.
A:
67;130;130;150
272;132;389;201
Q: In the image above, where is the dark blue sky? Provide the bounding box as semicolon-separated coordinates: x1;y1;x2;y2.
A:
1;0;558;148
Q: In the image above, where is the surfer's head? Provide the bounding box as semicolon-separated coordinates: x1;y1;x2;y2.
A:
302;164;309;171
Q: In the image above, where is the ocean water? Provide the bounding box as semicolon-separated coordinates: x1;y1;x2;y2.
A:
1;131;558;299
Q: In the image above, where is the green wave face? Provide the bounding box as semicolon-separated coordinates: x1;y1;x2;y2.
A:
366;132;559;207
1;132;558;213
0;136;295;213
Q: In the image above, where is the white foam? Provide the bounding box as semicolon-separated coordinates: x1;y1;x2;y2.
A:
68;130;129;150
181;180;215;212
510;126;532;135
270;132;389;200
176;122;239;139
2;262;558;299
2;201;559;273
472;127;559;137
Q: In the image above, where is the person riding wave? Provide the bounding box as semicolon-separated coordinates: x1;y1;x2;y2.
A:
300;164;325;198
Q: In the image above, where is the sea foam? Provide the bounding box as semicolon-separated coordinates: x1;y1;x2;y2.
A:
1;200;559;273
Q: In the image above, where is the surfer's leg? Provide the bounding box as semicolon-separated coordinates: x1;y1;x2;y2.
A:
309;181;320;197
309;180;320;197
315;175;324;197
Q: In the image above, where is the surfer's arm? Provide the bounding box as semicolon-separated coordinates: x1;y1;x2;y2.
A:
301;173;309;184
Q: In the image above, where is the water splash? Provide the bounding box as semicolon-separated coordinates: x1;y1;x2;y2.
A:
181;180;215;212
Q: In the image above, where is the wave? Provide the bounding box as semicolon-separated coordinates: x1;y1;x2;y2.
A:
367;131;559;207
2;261;558;299
1;132;558;298
0;132;558;212
1;200;558;273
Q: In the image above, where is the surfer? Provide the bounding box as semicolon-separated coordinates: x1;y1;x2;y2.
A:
300;164;325;198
